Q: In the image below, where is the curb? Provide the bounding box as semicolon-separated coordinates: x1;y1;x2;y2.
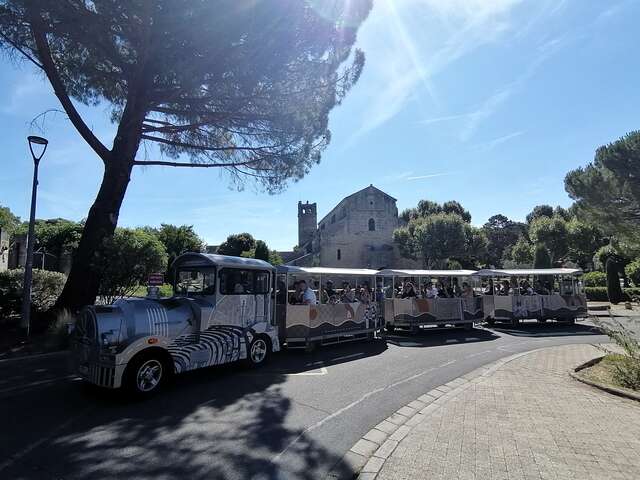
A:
0;350;68;364
326;348;546;480
569;357;640;402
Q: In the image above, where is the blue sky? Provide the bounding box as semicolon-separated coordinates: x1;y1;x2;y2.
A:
1;0;639;250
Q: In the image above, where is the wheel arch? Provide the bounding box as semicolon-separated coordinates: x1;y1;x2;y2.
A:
126;346;175;376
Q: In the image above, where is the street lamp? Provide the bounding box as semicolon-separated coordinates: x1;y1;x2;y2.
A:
21;135;48;336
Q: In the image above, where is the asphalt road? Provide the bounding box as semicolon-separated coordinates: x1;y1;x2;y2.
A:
0;321;609;480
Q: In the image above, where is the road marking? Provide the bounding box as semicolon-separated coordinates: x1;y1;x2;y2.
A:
0;375;78;396
288;367;328;376
0;405;93;473
272;359;457;463
463;349;495;359
331;352;365;362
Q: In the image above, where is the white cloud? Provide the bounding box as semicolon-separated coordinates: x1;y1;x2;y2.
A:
406;172;456;181
472;130;525;151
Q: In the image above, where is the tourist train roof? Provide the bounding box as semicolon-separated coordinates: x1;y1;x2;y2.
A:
377;269;477;277
472;268;583;277
172;253;275;270
277;265;380;276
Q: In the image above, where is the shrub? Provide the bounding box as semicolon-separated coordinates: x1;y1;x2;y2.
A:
594;317;640;390
0;269;66;317
584;287;640;302
626;259;640;287
583;271;607;287
44;309;75;351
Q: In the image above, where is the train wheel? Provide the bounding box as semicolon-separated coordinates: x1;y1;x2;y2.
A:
386;324;395;334
247;336;271;367
124;352;169;398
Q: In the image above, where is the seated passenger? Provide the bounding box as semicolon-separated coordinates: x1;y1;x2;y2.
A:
401;282;417;298
298;280;317;305
322;280;337;304
289;281;302;304
340;282;355;303
483;280;494;295
234;283;245;294
499;280;511;295
534;280;549;295
462;282;474;298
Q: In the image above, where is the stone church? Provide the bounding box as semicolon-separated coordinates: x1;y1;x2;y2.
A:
286;185;414;269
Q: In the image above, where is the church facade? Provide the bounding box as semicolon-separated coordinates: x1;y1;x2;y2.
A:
291;185;415;269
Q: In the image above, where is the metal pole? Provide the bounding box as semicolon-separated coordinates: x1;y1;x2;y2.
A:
21;158;40;336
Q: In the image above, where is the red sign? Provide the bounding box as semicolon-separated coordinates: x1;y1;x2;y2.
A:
148;273;164;286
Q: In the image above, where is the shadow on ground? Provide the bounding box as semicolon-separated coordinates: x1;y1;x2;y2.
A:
0;342;391;480
485;320;602;338
383;327;499;348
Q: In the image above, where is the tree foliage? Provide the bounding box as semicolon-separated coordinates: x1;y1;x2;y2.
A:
606;257;624;304
528;215;568;263
566;130;640;237
526;205;554;224
217;233;256;257
0;203;20;236
16;218;83;264
97;228;168;304
533;243;552;269
625;259;640;287
504;236;534;266
566;219;605;270
0;0;372;310
482;214;526;267
152;224;204;271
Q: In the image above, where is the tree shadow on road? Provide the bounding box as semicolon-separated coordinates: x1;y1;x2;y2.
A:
485;320;603;338
383;327;499;348
0;359;357;480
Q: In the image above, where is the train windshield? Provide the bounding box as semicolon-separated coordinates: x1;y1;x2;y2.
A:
175;267;216;296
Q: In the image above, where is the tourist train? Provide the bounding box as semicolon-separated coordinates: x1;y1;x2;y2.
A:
70;253;587;396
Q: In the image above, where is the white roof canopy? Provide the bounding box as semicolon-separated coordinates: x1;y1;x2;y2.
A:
377;269;477;277
472;268;583;277
277;265;379;276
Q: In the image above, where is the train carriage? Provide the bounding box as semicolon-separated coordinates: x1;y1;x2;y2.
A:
476;268;587;325
377;269;480;332
275;265;381;349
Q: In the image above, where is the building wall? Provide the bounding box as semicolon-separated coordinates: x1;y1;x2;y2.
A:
297;201;317;249
317;186;399;269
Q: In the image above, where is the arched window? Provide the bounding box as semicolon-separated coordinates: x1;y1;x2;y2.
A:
368;218;376;231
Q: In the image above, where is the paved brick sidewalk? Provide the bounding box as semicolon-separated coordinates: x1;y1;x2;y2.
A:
371;345;640;480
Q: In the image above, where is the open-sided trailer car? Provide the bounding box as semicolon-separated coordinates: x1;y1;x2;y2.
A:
476;268;587;326
377;269;481;332
275;265;381;349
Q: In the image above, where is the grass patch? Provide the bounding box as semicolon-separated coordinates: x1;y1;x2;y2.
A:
130;283;173;298
579;354;640;392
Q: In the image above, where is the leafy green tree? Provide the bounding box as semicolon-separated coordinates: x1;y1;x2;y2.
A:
15;218;83;270
268;250;283;266
606;257;624;304
533;243;552;269
395;213;467;268
416;200;442;218
505;236;534;266
482;214;526;267
153;224;204;271
217;233;256;257
528;215;568;263
442;200;471;223
526;205;554;224
566;131;640;237
253;240;270;262
0;204;20;236
459;224;488;267
97;228;168;304
582;271;607;287
0;1;372;310
566;219;605;270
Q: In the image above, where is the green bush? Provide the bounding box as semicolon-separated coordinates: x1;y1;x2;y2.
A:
585;287;640;302
594;317;640;391
626;259;640;287
0;269;67;317
583;271;607;287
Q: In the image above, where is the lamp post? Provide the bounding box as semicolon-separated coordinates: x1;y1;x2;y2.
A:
21;135;48;336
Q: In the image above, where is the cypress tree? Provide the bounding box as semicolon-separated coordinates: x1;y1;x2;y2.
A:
606;257;624;304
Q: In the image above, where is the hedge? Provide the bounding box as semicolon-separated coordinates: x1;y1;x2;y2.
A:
0;269;67;318
584;287;640;302
582;271;607;287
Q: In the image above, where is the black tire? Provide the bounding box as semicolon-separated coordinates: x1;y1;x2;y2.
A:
246;336;271;367
123;352;169;398
386;324;395;334
486;317;495;326
511;317;520;327
464;322;474;331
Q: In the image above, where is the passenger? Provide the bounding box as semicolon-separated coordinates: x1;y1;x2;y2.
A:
322;280;337;304
451;278;461;297
499;280;510;295
436;281;446;298
234;283;245;294
359;285;372;304
534;280;549;295
340;282;355;303
289;281;302;304
426;283;439;299
462;282;474;298
298;280;317;305
401;282;417;298
483;279;494;295
521;280;534;295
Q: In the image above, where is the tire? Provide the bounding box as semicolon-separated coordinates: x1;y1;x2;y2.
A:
386;324;395;334
486;317;495;326
124;353;168;398
511;317;520;327
464;322;473;331
247;336;271;367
